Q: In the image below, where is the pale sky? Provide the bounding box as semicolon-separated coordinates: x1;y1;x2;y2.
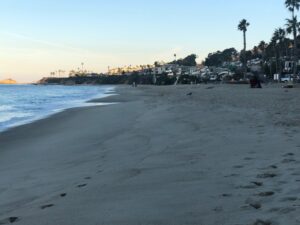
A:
0;0;291;82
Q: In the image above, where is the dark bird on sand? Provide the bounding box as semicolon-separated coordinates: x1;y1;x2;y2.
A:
187;92;193;96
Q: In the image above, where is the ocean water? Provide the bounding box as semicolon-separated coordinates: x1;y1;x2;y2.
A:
0;85;115;132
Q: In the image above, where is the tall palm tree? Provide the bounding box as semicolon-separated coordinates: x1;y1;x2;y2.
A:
258;41;267;60
285;0;300;78
274;28;287;49
271;32;279;75
286;16;300;76
272;28;286;77
81;62;84;73
285;0;300;17
238;19;250;79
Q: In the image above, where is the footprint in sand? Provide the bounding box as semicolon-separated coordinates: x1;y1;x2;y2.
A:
269;207;281;212
268;165;278;169
233;165;244;169
278;207;296;214
8;217;18;223
283;153;295;157
257;173;277;179
257;191;275;197
280;197;297;202
251;219;272;225
0;217;19;224
281;158;296;163
244;157;254;161
224;173;239;178
237;181;263;189
40;204;54;209
245;198;262;210
248;151;257;155
128;168;142;177
221;193;232;197
213;206;223;213
238;182;263;190
277;180;288;185
251;181;263;187
249;203;262;209
239;183;259;189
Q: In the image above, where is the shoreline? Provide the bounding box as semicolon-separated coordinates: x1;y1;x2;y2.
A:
1;84;300;225
0;85;117;134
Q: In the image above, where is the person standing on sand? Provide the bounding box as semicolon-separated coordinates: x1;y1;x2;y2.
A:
250;73;262;88
250;75;257;88
256;76;262;88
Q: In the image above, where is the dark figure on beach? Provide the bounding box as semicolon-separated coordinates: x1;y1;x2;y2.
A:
257;78;262;88
250;74;262;88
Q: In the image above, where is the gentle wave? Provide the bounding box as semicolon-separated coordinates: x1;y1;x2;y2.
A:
0;85;115;132
0;105;14;111
0;112;33;123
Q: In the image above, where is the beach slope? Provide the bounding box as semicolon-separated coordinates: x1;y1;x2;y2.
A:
0;85;300;225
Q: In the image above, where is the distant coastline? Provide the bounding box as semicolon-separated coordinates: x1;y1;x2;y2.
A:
38;75;156;85
0;78;17;84
38;74;190;86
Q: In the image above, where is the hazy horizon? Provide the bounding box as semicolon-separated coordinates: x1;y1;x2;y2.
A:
0;0;290;82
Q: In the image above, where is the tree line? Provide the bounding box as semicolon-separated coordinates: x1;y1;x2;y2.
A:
204;0;300;79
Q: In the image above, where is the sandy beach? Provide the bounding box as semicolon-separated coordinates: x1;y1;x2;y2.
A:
1;84;300;225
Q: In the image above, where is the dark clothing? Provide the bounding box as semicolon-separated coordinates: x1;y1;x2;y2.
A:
250;76;262;88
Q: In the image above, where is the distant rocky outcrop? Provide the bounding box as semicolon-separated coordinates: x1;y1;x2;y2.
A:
0;79;17;84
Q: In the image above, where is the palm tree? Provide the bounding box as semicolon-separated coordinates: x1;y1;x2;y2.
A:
286;16;300;76
285;0;300;16
81;62;84;73
258;41;267;60
285;0;300;78
238;19;250;79
272;28;286;78
252;46;259;58
273;28;286;50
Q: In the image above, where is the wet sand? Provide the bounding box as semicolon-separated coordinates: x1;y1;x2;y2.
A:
0;84;300;225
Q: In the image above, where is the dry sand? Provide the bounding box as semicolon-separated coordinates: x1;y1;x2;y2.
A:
0;84;300;225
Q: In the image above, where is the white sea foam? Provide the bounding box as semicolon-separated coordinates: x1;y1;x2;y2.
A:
0;105;14;111
0;112;32;123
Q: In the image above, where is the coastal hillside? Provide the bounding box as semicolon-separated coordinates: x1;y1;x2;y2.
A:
38;76;134;85
38;74;179;85
38;73;206;85
0;78;17;84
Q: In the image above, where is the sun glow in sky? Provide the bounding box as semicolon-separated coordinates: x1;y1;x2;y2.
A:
0;0;291;82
